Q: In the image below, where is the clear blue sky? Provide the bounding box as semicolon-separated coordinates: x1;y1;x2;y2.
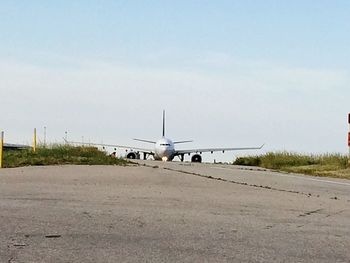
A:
1;1;349;161
1;1;350;67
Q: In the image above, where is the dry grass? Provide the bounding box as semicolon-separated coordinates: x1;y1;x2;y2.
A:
234;152;350;180
3;145;128;168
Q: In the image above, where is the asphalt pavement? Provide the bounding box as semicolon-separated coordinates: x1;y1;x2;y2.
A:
0;162;349;262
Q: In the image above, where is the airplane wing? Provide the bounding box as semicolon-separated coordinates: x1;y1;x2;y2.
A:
176;144;264;155
133;138;156;144
65;140;154;154
3;143;31;150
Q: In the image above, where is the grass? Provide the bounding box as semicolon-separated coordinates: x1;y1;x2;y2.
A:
2;145;129;168
233;152;350;180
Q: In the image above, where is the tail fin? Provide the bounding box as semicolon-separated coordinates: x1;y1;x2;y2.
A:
162;110;165;137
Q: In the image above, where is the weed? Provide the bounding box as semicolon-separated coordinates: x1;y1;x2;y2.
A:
234;152;350;179
3;145;128;168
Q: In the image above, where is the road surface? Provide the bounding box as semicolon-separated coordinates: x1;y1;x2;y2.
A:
0;162;349;262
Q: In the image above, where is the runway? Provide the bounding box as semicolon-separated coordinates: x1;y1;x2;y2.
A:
0;162;349;262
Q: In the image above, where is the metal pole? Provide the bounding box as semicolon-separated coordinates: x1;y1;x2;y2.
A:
44;126;46;148
33;128;37;152
348;113;350;165
0;131;3;168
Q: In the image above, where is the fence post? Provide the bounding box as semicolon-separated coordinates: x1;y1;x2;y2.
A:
33;128;37;153
348;114;350;165
0;131;4;168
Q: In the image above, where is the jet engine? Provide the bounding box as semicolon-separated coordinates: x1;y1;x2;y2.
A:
191;154;202;163
126;151;140;159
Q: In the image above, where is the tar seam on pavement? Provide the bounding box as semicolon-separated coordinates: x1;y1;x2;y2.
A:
160;167;327;200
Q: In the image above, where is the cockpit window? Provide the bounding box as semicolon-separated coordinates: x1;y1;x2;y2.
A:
160;143;171;146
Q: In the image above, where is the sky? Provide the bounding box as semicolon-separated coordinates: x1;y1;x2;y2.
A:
0;0;349;162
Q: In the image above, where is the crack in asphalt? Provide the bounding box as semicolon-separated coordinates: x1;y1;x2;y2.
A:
298;209;323;217
162;167;319;198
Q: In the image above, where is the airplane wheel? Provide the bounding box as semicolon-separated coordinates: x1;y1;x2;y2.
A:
191;154;202;163
127;152;137;159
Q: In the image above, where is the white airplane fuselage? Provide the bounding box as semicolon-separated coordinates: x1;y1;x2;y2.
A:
154;137;176;161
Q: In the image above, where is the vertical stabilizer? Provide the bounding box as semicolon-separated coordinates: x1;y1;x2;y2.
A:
162;110;165;137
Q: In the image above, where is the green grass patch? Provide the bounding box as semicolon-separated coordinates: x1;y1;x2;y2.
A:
233;152;350;179
3;145;129;168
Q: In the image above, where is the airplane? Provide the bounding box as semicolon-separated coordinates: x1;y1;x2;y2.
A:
67;111;264;163
2;143;30;150
0;131;31;150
